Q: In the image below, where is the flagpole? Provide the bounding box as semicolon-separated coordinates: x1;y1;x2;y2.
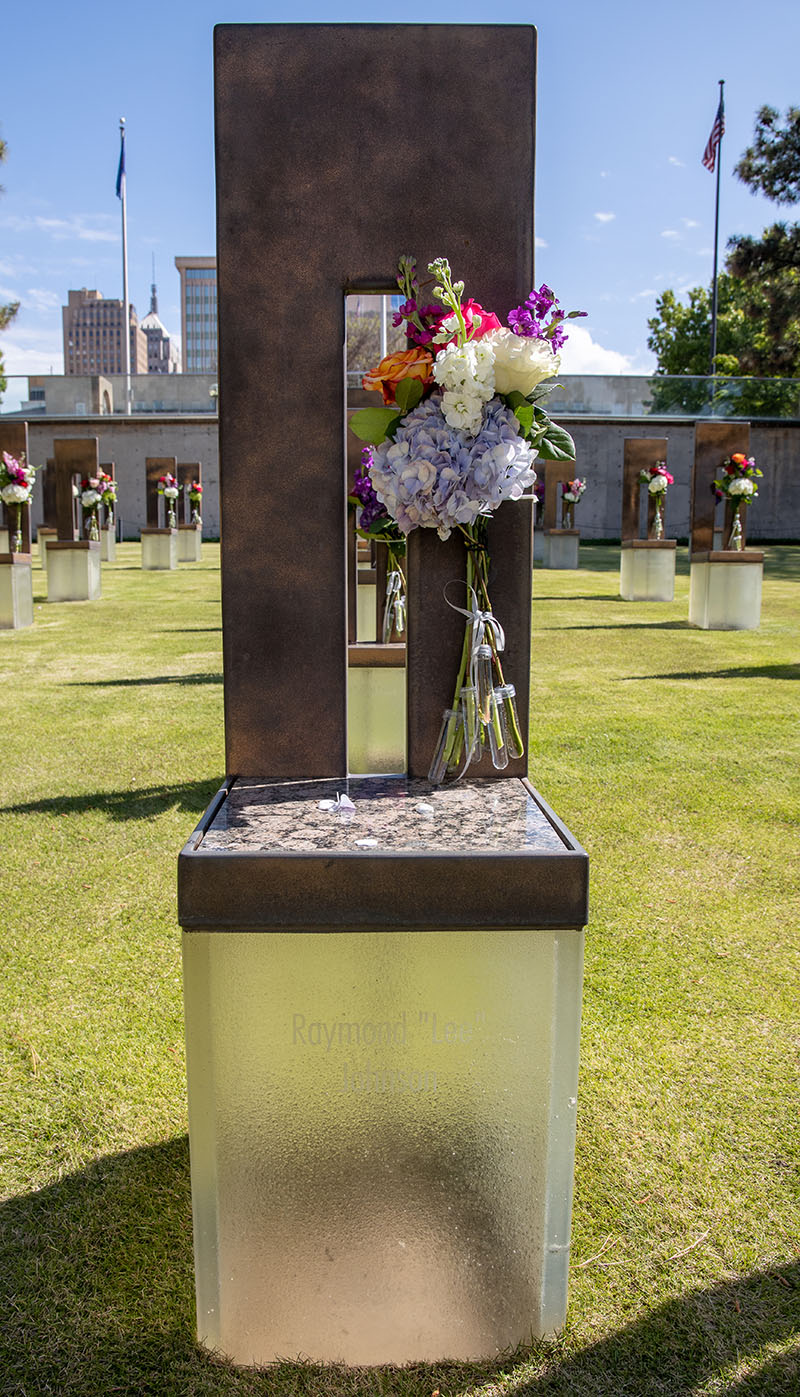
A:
709;79;724;378
119;117;131;416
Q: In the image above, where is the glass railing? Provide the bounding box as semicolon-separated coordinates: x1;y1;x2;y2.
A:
3;371;799;421
347;371;800;421
0;373;218;417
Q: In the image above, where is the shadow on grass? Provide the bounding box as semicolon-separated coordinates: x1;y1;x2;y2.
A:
555;620;690;632
156;626;222;633
1;778;220;822
532;594;623;603
623;663;800;682
65;672;223;687
2;1138;798;1396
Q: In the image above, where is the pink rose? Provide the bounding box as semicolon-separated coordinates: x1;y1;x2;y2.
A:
433;299;502;345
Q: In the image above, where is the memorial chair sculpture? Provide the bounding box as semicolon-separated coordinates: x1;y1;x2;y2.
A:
619;438;677;602
178;22;589;1368
0;422;36;629
688;422;763;629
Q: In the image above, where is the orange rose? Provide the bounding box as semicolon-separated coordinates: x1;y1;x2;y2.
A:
362;347;434;406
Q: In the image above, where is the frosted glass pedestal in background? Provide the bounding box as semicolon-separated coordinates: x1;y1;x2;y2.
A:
46;541;101;602
37;527;58;573
0;554;34;628
619;540;677;602
101;527;116;562
542;530;579;570
689;552;763;630
141;527;177;571
179;775;588;1367
178;524;203;562
356;570;377;641
347;653;405;774
0;527;8;553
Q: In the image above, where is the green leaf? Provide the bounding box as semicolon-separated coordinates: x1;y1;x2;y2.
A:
394;377;424;414
535;420;577;462
349;407;402;445
512;401;534;437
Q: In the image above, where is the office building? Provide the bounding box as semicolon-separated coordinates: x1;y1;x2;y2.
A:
175;257;217;374
62;288;147;376
140;278;181;373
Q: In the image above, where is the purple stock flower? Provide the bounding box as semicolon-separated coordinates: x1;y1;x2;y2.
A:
352;447;389;528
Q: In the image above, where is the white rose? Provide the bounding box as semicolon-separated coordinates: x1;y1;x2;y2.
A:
489;328;561;397
81;489;101;507
728;478;754;497
648;476;668;494
1;483;30;505
163;486;179;499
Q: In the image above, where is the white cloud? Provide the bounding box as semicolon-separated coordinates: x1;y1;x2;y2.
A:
535;236;548;249
661;229;680;239
23;287;62;313
0;329;64;378
594;211;615;224
631;288;657;301
0;213;118;244
682;218;700;229
599;170;610;179
668;156;685;167
558;325;632;375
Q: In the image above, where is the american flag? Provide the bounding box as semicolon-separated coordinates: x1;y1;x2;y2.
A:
702;98;725;173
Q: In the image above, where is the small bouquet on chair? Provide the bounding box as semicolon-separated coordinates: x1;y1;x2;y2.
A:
1;452;38;552
351;256;583;783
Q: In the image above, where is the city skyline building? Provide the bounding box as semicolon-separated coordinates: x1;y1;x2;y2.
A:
140;274;181;374
62;288;147;377
174;256;217;374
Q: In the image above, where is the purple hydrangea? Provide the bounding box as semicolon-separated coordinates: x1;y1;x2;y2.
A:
369;394;536;539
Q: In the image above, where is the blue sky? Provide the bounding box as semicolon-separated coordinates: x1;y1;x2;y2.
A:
1;0;797;407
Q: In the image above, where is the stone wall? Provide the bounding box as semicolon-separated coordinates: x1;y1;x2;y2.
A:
27;416;221;538
23;412;800;542
559;418;800;540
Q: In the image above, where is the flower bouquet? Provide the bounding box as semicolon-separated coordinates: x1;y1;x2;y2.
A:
349;447;406;642
350;255;583;782
158;473;180;527
0;451;38;552
639;461;674;540
713;454;761;551
188;481;203;526
561;478;586;529
98;471;117;530
80;477;102;541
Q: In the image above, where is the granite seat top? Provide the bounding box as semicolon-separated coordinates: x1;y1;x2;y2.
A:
200;776;568;856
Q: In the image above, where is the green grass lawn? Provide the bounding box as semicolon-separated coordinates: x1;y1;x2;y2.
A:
1;542;798;1395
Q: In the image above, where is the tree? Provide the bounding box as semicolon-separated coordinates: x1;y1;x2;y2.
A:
646;275;800;417
0;132;20;403
734;105;800;205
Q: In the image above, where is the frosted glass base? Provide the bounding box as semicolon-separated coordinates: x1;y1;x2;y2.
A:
141;528;177;571
356;578;377;641
100;528;116;562
46;543;101;602
689;557;763;630
37;527;58;573
620;543;676;602
0;558;34;628
183;924;584;1366
178;526;202;562
542;531;579;570
0;528;8;553
347;665;405;774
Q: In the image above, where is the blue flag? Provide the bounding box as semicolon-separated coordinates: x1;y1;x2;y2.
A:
116;135;125;199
